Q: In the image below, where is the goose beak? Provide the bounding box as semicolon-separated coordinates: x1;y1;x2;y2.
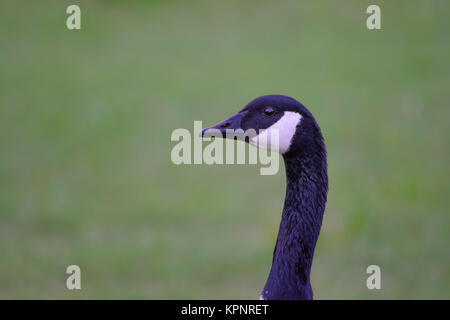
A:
200;111;247;139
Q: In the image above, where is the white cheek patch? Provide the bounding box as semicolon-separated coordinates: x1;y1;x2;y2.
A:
249;111;302;154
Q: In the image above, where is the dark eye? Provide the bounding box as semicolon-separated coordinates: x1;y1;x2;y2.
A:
263;107;275;117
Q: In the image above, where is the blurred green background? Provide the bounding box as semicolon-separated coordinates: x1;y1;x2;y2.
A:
0;0;449;299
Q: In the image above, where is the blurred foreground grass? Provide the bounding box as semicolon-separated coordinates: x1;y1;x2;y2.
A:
0;0;449;298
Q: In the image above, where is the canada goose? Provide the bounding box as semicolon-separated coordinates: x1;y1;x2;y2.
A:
201;95;328;300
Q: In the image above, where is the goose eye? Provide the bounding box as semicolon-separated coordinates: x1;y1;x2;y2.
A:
263;107;275;117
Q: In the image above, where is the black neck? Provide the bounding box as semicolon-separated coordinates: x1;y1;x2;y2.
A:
262;146;328;300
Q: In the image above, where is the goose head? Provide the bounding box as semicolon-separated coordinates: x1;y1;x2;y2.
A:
201;94;322;159
201;94;328;300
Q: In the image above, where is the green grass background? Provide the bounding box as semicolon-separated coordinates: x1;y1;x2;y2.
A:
0;0;449;299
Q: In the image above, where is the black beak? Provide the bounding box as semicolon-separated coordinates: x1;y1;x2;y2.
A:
200;111;248;139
